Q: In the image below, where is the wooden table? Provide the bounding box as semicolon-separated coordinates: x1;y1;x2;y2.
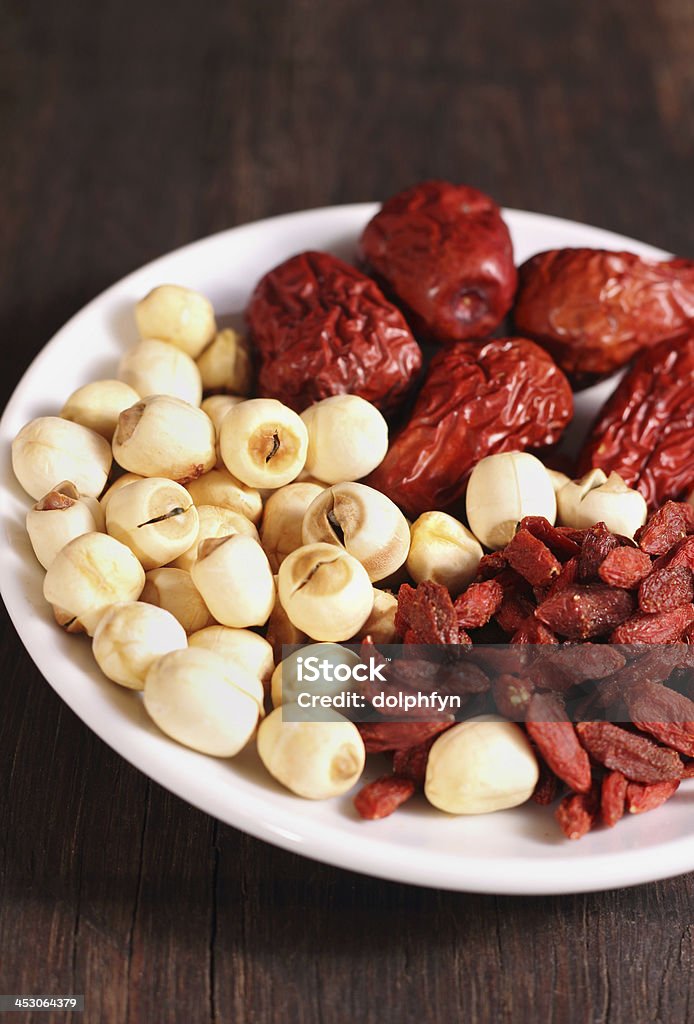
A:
2;1;693;1020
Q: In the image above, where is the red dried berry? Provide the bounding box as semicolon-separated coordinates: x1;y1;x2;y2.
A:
395;581;461;645
625;779;680;815
536;584;635;640
454;580;504;630
655;535;694;573
475;551;508;580
556;786;600;840
491;674;535;720
518;516;582;561
511;620;558;645
504;529;562;587
356;720;452;753
601;771;628;828
526;692;592;793
638;565;694;613
544;556;580;601
598;547;653;589
359;180;517;344
610;604;694;644
392;735;441;787
578;522;620;581
625;681;694;758
532;758;561;805
575;722;683;783
637;501;691;555
354;775;416;820
247;250;422;412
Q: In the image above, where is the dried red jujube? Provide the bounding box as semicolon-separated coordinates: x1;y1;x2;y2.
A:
359;180;517;344
367;338;573;517
579;336;694;507
514;248;694;379
246;250;422;412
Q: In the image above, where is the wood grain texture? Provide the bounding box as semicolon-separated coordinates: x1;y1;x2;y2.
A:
1;1;693;1021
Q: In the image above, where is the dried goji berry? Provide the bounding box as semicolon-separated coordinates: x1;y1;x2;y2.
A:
575;721;683;783
637;501;691;555
578;522;620;581
556;786;600;840
610;604;694;644
526;692;592;793
511;620;558;645
601;771;627;827
544;556;580;601
625;681;694;758
638;565;694;613
475;551;508;580
654;535;694;573
625;779;680;815
454;580;504;630
536;584;635;640
392;734;442;786
598;547;653;589
518;516;582;561
395;581;461;645
504;529;562;587
354;775;416;820
357;720;453;753
491;673;535;720
495;582;536;636
532;757;561;805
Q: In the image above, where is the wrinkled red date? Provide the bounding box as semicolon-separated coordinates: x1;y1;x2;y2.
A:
579;336;694;507
514;248;694;380
246;250;422;412
367;338;573;517
359;180;517;344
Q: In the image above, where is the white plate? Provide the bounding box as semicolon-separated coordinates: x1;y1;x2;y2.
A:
1;203;691;895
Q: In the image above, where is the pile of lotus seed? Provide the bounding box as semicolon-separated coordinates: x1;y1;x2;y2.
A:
11;284;652;815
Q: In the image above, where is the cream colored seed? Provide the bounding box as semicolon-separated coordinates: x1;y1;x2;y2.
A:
557;469;647;539
12;416;112;500
270;642;360;707
196;328;252;395
189;626;274;689
43;531;145;635
466;451;557;550
61;380;141;440
425;716;539;814
27;480;104;570
219;398;308;489
278;542;374;642
257;704;365;799
135;285;216;358
119;338;202;406
170;504;259;573
260;481;325;572
407;511;482;597
144;647;259;757
191;534;275;628
92;601;187;690
141;567;215;634
112;395;215;482
300;394;388;484
302;482;410;582
185;468;263;524
105;477;199;570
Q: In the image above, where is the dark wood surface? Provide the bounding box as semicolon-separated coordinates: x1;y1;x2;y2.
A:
2;1;694;1021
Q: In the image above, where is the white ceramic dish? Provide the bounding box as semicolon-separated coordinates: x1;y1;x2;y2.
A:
2;203;691;895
